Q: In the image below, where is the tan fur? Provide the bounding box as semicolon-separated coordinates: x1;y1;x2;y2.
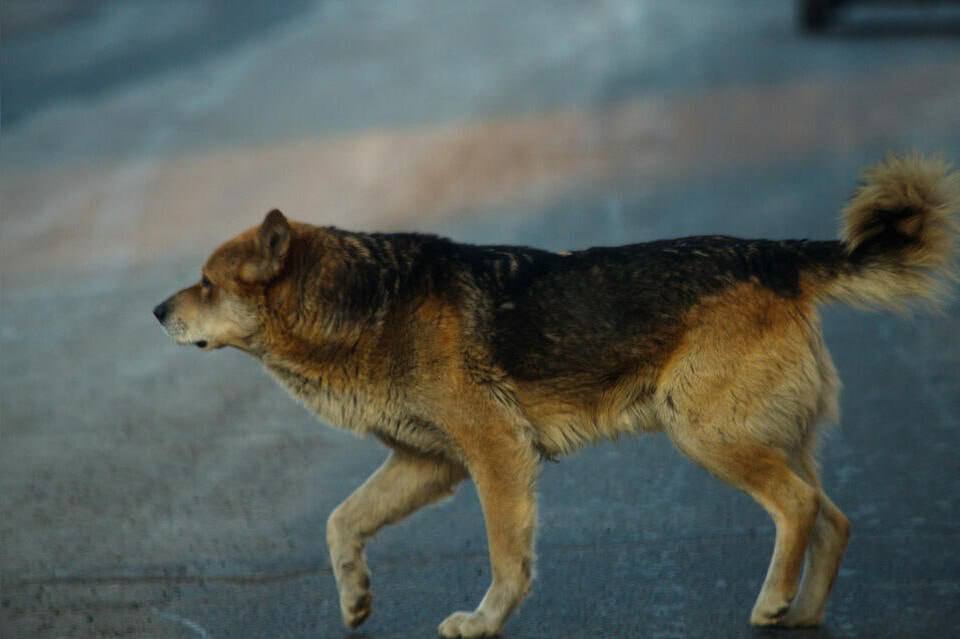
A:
327;451;468;627
655;283;840;624
154;155;957;637
816;154;960;309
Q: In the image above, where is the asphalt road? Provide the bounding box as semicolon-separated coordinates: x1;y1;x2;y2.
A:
2;2;959;638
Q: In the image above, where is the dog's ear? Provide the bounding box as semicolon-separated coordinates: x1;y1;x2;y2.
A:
242;209;292;283
258;209;291;262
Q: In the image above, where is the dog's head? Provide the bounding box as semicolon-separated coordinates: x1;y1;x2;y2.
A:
153;209;291;352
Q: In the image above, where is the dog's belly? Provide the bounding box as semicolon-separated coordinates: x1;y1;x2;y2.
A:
525;396;664;457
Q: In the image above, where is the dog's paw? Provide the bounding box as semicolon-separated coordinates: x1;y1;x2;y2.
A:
437;610;500;638
749;597;792;627
340;587;372;629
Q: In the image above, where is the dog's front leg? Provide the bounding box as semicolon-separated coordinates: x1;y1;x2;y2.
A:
438;435;538;638
327;450;466;629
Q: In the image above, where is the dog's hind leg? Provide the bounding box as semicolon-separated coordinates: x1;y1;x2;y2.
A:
782;449;850;627
327;450;467;629
658;283;840;625
669;429;820;626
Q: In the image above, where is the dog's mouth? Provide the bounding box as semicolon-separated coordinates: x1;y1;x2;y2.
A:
154;306;219;351
190;339;223;351
162;322;214;350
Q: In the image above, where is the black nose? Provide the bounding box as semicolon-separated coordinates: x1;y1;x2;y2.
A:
153;302;168;323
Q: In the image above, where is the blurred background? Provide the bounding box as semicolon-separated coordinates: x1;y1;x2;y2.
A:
1;1;958;637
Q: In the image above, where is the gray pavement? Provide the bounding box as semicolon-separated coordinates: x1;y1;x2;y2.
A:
2;1;959;638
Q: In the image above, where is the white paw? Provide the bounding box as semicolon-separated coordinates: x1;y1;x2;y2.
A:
437;610;500;638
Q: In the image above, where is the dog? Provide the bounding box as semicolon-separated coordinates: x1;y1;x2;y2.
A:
154;155;957;637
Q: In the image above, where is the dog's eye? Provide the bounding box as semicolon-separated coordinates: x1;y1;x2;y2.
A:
201;275;212;289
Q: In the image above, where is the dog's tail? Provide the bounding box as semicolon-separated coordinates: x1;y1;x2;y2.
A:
809;154;960;311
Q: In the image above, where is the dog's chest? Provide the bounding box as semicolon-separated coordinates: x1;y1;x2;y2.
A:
264;361;459;459
265;363;388;434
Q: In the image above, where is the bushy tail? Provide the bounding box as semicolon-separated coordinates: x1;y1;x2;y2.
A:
817;154;960;310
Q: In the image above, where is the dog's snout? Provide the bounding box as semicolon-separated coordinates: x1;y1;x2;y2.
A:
153;302;169;323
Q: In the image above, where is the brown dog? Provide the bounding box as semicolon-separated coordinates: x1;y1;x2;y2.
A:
154;155;958;637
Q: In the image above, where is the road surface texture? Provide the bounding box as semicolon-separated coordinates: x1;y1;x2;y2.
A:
2;1;959;637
